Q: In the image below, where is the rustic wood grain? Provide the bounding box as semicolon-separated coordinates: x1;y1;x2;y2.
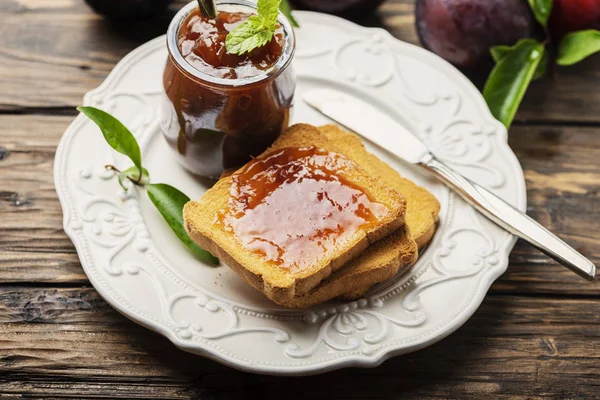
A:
2;115;599;293
1;0;600;122
1;287;600;399
2;0;600;398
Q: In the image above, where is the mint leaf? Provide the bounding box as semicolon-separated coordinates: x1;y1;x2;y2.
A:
118;166;150;190
483;39;545;128
78;106;142;173
279;0;299;28
147;183;219;265
490;42;548;80
226;15;275;55
226;0;285;55
557;29;600;66
527;0;553;27
259;0;281;25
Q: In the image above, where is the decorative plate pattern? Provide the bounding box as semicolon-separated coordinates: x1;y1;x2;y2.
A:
54;12;526;375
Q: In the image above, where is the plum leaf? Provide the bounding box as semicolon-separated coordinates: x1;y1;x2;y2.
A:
491;43;548;80
79;106;218;264
533;50;549;80
147;183;219;265
484;39;545;128
118;166;150;190
527;0;553;27
490;45;512;63
77;106;142;173
557;29;600;66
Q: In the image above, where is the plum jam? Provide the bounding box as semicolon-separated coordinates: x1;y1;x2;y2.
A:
216;147;391;272
161;1;296;178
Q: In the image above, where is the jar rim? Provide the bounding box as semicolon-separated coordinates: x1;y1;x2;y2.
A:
166;0;296;88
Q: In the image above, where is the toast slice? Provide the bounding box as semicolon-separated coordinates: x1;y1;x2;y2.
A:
317;125;440;301
318;125;440;249
217;125;440;307
281;125;440;305
279;225;417;308
220;126;440;248
184;124;408;304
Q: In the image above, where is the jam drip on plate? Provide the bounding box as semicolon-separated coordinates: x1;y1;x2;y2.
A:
216;147;391;272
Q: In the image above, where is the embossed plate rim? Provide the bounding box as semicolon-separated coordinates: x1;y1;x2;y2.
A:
54;11;526;375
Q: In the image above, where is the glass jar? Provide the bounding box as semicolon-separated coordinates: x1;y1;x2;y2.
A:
161;0;296;179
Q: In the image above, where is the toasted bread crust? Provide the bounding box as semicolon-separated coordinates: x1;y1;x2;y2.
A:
214;125;441;306
279;225;417;308
317;125;441;301
184;124;407;303
318;125;440;245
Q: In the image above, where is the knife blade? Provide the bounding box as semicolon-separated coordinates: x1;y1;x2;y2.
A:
303;88;596;281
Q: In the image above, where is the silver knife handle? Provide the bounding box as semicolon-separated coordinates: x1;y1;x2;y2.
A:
420;155;596;280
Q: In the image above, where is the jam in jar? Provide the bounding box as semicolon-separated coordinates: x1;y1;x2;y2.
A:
161;0;296;178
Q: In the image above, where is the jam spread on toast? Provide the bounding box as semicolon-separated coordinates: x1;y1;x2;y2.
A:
216;147;390;272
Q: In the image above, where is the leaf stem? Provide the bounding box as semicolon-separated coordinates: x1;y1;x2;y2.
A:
105;164;121;173
106;164;146;186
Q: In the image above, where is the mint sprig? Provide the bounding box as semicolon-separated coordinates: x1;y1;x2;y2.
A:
484;0;600;128
226;15;278;55
226;0;286;55
77;106;219;266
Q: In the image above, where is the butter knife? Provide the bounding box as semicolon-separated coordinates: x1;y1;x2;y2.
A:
304;88;596;281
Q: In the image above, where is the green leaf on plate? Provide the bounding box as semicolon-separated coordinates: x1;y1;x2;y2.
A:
527;0;553;27
147;183;219;265
279;0;299;28
483;39;545;128
557;29;600;66
78;106;143;173
117;166;150;191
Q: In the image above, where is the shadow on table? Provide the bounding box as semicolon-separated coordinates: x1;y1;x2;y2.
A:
131;294;510;400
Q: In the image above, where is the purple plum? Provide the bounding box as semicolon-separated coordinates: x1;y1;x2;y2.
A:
416;0;536;68
289;0;386;16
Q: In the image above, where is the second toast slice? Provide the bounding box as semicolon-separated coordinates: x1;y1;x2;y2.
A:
184;124;407;303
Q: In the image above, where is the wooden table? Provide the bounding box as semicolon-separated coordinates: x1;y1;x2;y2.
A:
2;0;599;398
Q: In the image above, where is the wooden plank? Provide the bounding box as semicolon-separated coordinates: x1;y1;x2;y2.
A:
494;124;600;294
0;251;85;284
2;115;599;294
0;116;75;257
1;1;600;123
1;286;600;398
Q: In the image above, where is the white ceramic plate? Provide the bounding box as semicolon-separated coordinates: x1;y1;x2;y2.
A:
54;11;526;375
